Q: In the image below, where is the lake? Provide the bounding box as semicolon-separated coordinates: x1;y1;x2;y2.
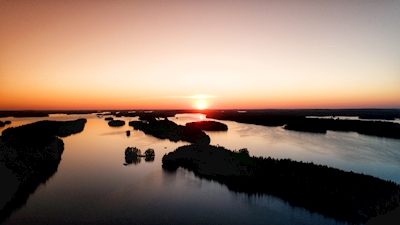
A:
1;113;400;225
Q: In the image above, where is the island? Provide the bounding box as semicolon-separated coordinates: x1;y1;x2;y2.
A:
0;120;11;127
108;120;125;127
162;144;400;224
0;119;87;223
186;120;228;131
124;147;155;165
129;116;210;145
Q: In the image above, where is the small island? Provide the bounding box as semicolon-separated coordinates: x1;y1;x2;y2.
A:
108;120;125;127
0;120;11;127
124;147;155;165
129;116;210;145
162;144;400;224
104;117;114;121
186;120;228;131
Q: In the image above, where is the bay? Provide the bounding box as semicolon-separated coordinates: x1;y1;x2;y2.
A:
1;113;399;224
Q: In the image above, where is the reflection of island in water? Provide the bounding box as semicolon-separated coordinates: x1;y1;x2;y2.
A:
124;147;155;165
162;144;400;224
0;119;86;223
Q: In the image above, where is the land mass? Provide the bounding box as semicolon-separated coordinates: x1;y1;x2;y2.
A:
162;144;400;224
0;119;87;223
186;120;228;131
108;120;125;127
129;116;210;145
205;110;400;139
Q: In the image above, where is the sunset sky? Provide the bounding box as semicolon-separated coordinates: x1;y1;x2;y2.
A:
1;0;399;110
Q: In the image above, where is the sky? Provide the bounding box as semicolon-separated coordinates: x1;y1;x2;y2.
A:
1;0;399;110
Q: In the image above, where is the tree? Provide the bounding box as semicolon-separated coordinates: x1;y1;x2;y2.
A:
125;147;141;156
238;148;249;156
144;148;155;156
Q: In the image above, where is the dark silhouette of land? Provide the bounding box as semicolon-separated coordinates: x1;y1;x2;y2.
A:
205;110;400;139
124;147;155;165
283;117;400;138
186;120;228;131
162;144;400;224
0;120;11;127
108;120;125;127
0;119;87;223
0;111;49;118
129;116;210;145
104;117;113;121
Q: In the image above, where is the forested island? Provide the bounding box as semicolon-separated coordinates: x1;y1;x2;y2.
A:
162;144;400;224
0;120;11;127
108;120;125;127
0;119;87;223
205;110;400;139
129;116;210;145
186;120;228;131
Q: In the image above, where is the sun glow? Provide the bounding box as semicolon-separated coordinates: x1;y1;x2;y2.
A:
195;100;208;110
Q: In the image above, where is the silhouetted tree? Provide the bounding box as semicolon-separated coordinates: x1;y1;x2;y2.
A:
144;148;155;157
125;147;141;156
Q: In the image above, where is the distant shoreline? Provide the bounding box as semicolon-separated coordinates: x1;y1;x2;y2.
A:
2;109;400;140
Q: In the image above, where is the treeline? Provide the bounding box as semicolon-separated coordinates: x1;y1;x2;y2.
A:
0;120;11;127
162;144;400;224
206;111;400;139
2;118;87;141
186;120;228;131
0;119;87;223
129;117;210;145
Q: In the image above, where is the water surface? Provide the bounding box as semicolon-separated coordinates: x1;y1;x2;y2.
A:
1;113;399;224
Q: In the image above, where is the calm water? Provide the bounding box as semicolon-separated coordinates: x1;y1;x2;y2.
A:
1;113;400;225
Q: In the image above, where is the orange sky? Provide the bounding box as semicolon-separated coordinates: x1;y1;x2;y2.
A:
1;0;399;110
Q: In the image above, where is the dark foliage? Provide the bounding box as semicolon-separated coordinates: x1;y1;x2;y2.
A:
124;147;154;165
162;144;400;224
108;120;125;127
2;119;87;142
186;120;228;131
144;148;155;156
0;111;49;118
0;120;11;127
206;110;400;139
129;117;210;145
0;119;87;223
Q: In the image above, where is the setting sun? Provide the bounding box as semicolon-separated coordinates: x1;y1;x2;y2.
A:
194;100;208;110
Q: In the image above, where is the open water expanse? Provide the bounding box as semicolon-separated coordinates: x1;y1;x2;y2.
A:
1;113;400;225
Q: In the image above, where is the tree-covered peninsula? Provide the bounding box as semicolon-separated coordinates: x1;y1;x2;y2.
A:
0;119;87;223
162;144;400;224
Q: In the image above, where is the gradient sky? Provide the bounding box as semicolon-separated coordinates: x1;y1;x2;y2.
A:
1;0;399;110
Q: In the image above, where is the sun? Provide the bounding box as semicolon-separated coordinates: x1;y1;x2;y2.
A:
194;99;208;110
